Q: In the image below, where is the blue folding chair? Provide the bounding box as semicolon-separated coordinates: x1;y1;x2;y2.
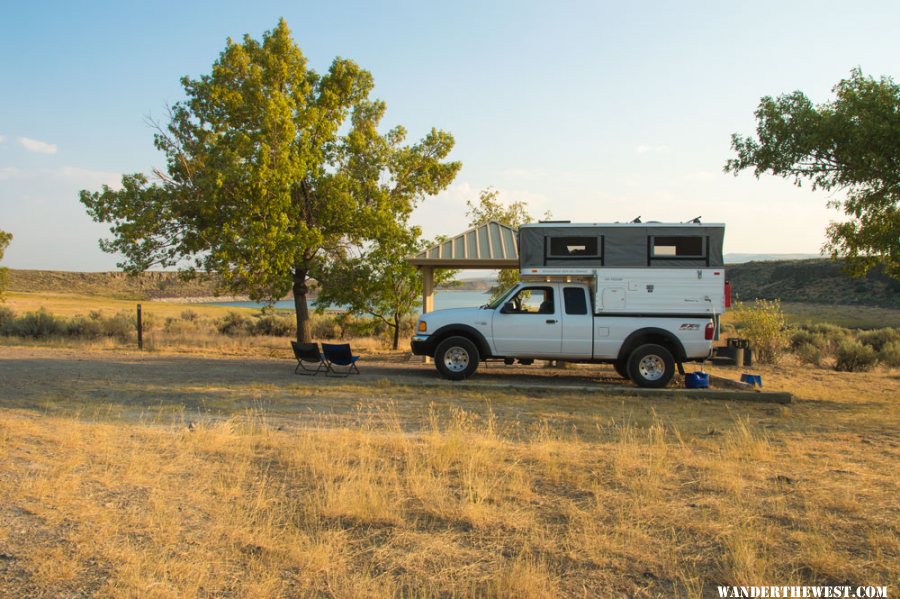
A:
322;343;361;377
291;341;327;376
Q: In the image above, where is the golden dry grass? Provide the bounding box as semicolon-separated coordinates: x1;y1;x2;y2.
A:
1;374;897;597
3;291;242;319
1;293;898;596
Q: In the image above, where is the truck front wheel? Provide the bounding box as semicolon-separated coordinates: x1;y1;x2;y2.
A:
435;336;480;381
626;344;675;388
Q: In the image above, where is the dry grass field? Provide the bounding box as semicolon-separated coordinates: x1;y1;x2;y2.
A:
0;292;898;597
0;345;898;597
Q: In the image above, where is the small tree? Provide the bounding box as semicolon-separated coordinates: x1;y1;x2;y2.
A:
315;227;454;349
726;69;900;279
731;299;789;364
466;188;548;301
0;229;11;302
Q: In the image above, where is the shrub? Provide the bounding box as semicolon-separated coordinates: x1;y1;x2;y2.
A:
65;315;104;338
795;342;824;367
0;306;13;330
731;299;790;364
310;313;341;339
252;311;295;337
6;309;64;338
834;339;878;372
805;323;850;342
164;317;200;335
878;341;900;368
180;309;199;322
217;312;251;336
857;328;900;352
102;312;135;341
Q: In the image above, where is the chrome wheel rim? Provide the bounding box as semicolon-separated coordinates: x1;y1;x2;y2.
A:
443;346;470;372
638;355;665;381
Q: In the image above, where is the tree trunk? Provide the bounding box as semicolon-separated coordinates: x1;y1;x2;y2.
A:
392;313;401;350
292;268;312;343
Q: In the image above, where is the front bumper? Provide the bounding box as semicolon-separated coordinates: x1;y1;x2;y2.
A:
410;335;432;356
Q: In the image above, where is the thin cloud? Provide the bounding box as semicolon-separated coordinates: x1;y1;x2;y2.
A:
0;165;121;189
498;167;579;181
636;144;670;154
18;136;58;154
0;167;21;180
0;134;6;144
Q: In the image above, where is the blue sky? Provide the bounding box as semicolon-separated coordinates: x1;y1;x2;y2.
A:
1;0;898;270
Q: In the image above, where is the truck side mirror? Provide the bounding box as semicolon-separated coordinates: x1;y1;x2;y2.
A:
500;302;514;314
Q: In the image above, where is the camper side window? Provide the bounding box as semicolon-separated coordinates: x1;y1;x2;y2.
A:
546;236;602;260
650;236;705;258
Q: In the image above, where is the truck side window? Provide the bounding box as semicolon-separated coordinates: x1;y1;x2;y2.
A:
508;287;554;314
563;287;588;315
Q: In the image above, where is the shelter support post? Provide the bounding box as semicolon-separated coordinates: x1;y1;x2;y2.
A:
422;266;434;363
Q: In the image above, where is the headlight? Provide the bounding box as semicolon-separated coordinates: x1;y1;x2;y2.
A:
417;320;427;333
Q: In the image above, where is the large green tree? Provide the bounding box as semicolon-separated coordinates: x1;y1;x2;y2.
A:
314;227;455;350
0;228;11;302
725;68;899;278
466;188;547;301
81;20;460;341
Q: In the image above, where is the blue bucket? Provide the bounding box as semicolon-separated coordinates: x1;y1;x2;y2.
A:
685;372;710;389
741;374;763;388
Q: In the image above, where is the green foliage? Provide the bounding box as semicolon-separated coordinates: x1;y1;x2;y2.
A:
79;19;460;343
731;299;789;364
0;229;11;302
834;339;878;372
726;69;900;279
466;188;548;301
315;227;455;349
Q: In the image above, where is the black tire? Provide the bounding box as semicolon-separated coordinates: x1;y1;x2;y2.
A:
435;336;480;381
613;360;630;380
626;344;675;388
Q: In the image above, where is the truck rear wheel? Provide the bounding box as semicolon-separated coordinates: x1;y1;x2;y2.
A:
435;336;480;381
626;344;675;388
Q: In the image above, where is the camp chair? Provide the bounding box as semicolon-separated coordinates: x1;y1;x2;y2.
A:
291;341;327;376
322;343;361;377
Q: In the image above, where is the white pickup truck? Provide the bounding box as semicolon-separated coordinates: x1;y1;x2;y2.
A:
410;279;716;388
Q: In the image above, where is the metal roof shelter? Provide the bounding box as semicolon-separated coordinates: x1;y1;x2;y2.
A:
408;221;518;316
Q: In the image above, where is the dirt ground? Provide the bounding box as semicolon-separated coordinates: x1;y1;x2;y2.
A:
0;344;779;421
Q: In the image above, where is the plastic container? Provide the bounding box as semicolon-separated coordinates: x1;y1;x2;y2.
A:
740;374;763;388
685;372;710;389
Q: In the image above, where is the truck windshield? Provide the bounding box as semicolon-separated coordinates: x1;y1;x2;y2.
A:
482;284;519;310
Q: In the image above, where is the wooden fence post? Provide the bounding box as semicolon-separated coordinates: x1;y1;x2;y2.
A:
137;304;143;351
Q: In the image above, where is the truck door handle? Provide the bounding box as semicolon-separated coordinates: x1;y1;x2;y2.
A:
546;319;558;324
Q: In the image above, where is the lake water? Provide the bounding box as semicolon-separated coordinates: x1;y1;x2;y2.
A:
206;289;493;312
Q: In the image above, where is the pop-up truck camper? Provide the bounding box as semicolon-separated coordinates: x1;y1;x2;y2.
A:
411;221;729;387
